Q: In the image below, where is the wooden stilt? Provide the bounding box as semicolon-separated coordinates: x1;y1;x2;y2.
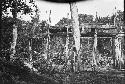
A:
112;36;116;69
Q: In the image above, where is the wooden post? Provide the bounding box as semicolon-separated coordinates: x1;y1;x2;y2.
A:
122;32;125;69
112;36;116;69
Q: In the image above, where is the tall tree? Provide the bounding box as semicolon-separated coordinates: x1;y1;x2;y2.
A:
114;10;124;69
70;2;81;72
29;5;40;62
92;12;98;68
2;0;34;61
92;29;97;67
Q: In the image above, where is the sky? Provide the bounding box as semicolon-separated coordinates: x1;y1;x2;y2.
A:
21;0;124;26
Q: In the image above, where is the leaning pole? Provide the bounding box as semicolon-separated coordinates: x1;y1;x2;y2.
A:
69;2;81;72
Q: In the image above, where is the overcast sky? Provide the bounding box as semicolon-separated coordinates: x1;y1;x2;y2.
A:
21;0;124;26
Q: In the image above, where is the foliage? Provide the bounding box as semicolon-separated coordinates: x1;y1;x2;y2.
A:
56;14;94;28
96;16;110;24
39;20;48;33
55;17;72;29
2;0;34;16
0;57;59;84
1;0;36;61
1;17;13;49
78;14;94;24
1;17;15;59
1;16;28;59
96;10;124;25
1;1;125;83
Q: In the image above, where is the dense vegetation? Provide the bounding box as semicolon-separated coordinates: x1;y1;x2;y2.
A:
1;0;125;84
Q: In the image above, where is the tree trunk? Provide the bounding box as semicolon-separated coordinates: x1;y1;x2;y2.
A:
47;10;51;61
10;1;18;60
92;29;97;67
29;39;32;62
45;10;51;63
10;24;18;60
115;34;124;69
47;25;50;60
114;7;117;27
70;2;81;72
65;26;69;63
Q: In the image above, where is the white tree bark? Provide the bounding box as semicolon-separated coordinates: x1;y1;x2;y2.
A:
10;24;18;59
10;0;18;60
92;29;97;66
29;39;32;62
70;3;80;53
70;2;81;71
65;26;69;61
115;34;124;69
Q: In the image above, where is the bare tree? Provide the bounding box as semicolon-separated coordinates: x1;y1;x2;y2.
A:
70;2;81;72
